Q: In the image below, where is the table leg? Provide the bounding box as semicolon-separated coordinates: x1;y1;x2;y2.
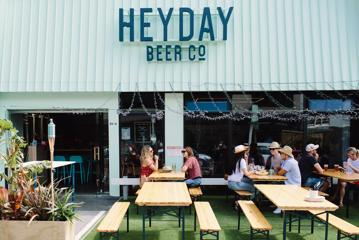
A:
142;207;146;240
283;211;287;240
149;208;152;227
325;212;329;240
194;207;196;231
181;206;185;240
345;184;350;218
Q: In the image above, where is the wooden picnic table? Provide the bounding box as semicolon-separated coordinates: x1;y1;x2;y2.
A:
315;169;359;218
148;170;186;181
255;184;338;240
316;169;359;182
248;173;287;182
135;182;192;240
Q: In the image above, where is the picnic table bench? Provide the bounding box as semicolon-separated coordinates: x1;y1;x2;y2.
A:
309;210;359;240
194;202;221;240
97;202;130;239
237;200;272;240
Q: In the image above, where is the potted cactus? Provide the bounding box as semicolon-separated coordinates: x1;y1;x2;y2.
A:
0;119;80;240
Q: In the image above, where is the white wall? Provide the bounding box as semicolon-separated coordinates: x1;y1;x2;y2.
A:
0;0;358;92
108;109;120;196
165;93;184;171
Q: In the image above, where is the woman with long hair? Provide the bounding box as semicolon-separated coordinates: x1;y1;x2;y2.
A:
139;145;158;187
225;145;254;194
335;147;359;207
181;146;202;188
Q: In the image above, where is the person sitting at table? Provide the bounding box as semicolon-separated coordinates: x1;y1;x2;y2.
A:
299;143;329;192
265;141;282;171
181;146;202;188
249;143;264;166
334;147;359;207
274;145;301;214
225;145;255;195
139;145;159;187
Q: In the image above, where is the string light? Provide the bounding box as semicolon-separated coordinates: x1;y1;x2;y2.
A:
116;89;359;122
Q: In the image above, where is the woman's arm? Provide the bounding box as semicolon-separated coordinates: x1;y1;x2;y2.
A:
242;167;253;177
146;156;158;171
239;159;253;177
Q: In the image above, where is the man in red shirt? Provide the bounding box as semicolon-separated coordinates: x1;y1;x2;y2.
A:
181;146;202;187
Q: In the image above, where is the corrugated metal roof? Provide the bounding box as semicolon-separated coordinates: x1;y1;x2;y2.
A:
0;0;358;92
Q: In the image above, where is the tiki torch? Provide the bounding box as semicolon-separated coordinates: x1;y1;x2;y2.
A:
48;119;56;212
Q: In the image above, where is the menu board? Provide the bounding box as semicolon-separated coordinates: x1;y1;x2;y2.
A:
134;122;151;143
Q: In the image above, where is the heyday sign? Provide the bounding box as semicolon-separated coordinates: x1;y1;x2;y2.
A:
119;7;234;62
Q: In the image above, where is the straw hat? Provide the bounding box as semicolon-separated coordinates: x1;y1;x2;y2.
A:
278;145;294;158
268;141;281;149
234;145;249;154
305;143;319;152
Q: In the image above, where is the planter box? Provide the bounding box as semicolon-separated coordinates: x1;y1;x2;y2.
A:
0;220;75;240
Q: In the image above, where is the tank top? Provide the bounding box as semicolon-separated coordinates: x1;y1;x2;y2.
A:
140;166;153;177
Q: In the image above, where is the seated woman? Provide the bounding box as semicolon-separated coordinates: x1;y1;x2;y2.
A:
336;147;359;207
225;145;255;194
139;145;159;187
181;146;202;188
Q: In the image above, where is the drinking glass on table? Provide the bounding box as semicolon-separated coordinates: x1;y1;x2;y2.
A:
334;164;339;171
324;164;328;171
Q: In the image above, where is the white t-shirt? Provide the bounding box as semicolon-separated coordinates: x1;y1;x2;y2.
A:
346;158;359;174
228;158;247;182
281;157;301;186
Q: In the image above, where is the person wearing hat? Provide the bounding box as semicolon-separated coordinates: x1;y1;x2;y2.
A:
299;144;329;192
181;146;202;188
273;145;301;214
265;141;282;170
224;145;255;195
333;147;359;207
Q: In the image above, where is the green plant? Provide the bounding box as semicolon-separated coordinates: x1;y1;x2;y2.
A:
23;180;81;222
0;119;81;222
50;187;81;222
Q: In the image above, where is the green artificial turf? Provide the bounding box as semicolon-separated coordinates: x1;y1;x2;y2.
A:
84;196;359;240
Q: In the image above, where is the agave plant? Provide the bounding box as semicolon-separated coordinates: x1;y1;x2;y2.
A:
50;187;82;222
23;180;52;222
23;180;82;222
0;119;81;221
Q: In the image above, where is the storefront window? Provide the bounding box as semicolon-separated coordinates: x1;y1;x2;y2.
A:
119;93;165;177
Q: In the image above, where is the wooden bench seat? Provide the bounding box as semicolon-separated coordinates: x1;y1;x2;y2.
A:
97;202;130;239
189;187;203;215
237;200;272;240
309;210;359;239
194;202;221;240
235;190;252;198
189;187;203;197
303;187;329;197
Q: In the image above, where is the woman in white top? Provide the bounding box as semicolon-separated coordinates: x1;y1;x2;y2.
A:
225;145;254;193
337;147;359;207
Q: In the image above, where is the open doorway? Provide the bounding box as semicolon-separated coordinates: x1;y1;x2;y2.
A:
9;111;109;194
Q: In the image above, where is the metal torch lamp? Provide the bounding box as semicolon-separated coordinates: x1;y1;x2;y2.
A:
48;119;56;212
